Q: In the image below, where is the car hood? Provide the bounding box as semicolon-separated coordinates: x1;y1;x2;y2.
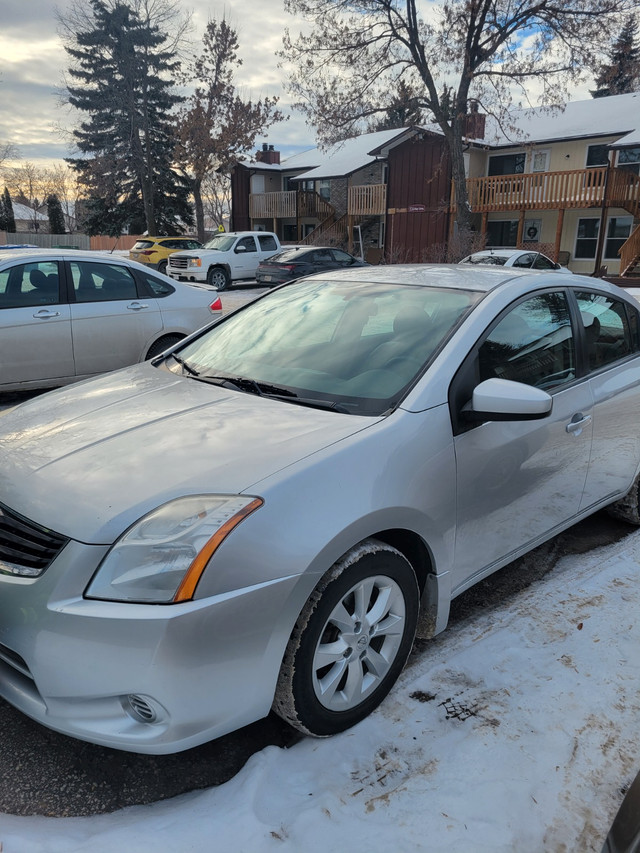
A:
0;365;378;543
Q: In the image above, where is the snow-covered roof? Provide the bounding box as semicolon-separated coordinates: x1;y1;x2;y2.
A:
479;91;640;149
292;128;413;180
12;202;48;221
244;128;415;181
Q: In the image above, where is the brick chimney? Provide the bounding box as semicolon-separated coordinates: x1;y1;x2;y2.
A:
464;102;486;140
255;143;281;165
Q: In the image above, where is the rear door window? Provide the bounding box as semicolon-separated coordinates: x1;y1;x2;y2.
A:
0;261;61;308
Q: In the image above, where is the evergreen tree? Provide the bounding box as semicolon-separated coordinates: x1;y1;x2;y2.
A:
371;81;425;131
2;188;16;233
64;0;192;235
592;17;640;97
46;194;67;234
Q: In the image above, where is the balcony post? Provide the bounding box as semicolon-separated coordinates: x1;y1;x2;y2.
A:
554;210;564;262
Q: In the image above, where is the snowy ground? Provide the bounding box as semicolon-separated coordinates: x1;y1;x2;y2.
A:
0;526;638;852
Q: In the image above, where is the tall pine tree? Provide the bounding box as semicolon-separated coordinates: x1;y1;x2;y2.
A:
65;0;192;235
592;17;640;97
1;188;16;233
46;194;67;234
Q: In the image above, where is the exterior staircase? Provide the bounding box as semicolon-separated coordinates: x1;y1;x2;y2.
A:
619;220;640;279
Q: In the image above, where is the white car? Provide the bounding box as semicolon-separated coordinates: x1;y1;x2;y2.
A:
0;249;222;392
460;248;573;273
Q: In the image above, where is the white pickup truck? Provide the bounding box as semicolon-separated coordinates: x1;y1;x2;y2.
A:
166;231;281;291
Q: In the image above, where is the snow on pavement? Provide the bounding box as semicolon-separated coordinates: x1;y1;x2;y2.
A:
1;528;639;852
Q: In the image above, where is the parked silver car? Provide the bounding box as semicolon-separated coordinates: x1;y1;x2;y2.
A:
0;249;222;392
0;265;638;753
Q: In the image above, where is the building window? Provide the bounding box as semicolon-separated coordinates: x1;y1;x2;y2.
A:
586;144;610;168
488;152;525;176
575;218;600;258
251;175;265;193
317;180;331;201
486;220;519;247
604;216;633;259
617;147;640;175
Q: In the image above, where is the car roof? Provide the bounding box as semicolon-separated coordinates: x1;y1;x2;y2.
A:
300;263;625;296
0;248;158;271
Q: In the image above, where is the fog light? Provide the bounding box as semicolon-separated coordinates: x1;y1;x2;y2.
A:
124;694;158;724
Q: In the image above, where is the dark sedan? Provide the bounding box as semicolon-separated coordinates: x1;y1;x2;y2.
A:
255;246;366;285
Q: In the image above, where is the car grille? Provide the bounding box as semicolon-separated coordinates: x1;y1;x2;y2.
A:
169;257;190;270
0;502;68;576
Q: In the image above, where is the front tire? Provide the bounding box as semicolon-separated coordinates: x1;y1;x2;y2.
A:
207;266;230;290
273;539;419;737
157;260;168;275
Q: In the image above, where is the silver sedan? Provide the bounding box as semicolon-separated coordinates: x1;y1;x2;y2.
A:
0;248;222;392
0;265;638;753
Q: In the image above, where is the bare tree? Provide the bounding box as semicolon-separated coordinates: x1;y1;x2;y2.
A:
174;18;285;241
2;161;50;231
281;0;639;234
0;141;18;171
201;170;232;232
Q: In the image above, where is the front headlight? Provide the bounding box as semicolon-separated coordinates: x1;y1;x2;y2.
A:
188;258;202;268
85;495;262;604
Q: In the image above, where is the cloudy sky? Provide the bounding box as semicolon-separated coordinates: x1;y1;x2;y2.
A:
0;0;314;168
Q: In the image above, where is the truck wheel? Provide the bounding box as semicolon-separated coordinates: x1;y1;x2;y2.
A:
207;267;230;290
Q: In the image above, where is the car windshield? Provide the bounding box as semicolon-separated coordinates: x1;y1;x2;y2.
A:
171;278;481;415
202;235;237;251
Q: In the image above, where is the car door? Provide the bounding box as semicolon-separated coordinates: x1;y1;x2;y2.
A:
66;259;163;375
575;289;640;510
0;259;74;386
233;236;259;278
450;290;593;592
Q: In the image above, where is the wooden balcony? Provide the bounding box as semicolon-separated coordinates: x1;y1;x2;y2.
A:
249;190;335;220
348;184;387;216
249;190;296;219
462;167;640;215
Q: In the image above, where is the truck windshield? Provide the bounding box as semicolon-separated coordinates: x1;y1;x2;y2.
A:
202;235;237;251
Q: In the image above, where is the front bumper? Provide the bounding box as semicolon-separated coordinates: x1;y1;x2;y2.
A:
0;539;300;753
167;269;207;283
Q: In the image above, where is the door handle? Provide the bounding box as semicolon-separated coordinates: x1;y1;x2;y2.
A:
33;309;60;318
127;302;149;310
566;413;592;435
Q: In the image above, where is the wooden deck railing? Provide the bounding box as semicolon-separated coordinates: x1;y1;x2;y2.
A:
348;184;387;216
249;190;336;220
249;190;296;219
608;169;640;217
464;167;611;212
461;167;640;214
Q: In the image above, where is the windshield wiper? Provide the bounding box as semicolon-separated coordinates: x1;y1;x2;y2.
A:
171;354;200;377
195;374;352;413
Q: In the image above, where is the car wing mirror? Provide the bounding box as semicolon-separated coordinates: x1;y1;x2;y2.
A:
463;377;553;422
235;245;247;253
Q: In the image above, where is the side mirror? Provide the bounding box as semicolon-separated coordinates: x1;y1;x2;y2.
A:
463;378;553;422
235;245;247;254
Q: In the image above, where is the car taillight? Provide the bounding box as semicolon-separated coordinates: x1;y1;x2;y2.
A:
280;265;296;271
210;296;223;312
140;249;155;256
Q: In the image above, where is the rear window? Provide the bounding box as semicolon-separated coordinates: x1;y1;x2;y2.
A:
267;249;310;263
462;255;508;266
132;240;154;250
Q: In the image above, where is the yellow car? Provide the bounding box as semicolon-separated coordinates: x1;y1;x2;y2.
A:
129;237;203;275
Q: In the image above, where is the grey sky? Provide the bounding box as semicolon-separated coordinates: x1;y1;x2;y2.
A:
0;0;314;166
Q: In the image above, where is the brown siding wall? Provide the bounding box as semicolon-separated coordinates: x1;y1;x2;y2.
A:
231;166;251;232
385;137;451;263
